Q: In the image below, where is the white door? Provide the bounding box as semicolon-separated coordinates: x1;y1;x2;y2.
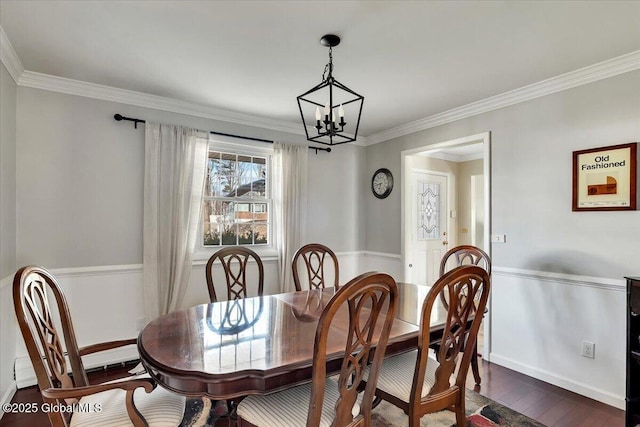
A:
408;171;449;285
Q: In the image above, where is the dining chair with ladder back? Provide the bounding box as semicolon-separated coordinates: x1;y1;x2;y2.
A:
205;246;264;302
236;271;398;427
292;242;340;291
436;244;491;385
367;265;490;427
13;265;185;427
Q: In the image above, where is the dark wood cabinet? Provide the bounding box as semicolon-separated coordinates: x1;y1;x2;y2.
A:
627;277;640;427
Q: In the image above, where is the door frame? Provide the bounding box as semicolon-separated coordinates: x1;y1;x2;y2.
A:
400;131;492;360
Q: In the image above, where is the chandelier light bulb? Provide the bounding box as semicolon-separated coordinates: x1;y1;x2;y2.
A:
315;107;321;121
338;104;345;118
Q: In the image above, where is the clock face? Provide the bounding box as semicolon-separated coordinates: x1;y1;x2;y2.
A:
372;168;393;199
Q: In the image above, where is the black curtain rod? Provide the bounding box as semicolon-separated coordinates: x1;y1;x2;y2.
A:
113;114;331;153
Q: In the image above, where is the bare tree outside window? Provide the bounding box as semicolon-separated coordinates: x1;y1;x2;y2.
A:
203;151;269;247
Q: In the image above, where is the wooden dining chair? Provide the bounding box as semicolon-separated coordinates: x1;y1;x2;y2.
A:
205;246;264;302
236;272;398;427
436;244;491;385
368;265;489;427
13;265;185;427
292;242;340;291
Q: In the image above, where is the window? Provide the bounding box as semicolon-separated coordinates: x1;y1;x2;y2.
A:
203;148;270;247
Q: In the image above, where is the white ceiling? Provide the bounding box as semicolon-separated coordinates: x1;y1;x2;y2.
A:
1;1;639;140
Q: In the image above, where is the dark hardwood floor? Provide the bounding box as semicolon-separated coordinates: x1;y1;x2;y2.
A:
0;359;624;426
467;361;624;427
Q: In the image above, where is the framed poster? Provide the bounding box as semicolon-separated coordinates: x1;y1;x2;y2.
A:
572;142;637;211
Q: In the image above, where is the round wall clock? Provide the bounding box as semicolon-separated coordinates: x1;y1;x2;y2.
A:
371;168;393;199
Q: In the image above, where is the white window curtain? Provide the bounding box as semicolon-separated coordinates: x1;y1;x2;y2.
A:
143;122;209;322
273;142;308;293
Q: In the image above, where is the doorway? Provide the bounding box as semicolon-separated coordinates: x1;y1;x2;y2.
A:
401;131;491;358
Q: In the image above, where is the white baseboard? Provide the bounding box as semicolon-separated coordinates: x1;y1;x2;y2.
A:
0;380;17;420
15;346;139;389
489;352;625;410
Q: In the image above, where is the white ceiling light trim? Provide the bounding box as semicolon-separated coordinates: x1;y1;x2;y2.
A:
366;50;640;146
0;25;23;83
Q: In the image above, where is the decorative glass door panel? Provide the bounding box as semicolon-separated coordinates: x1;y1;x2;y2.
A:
409;171;448;286
417;181;441;241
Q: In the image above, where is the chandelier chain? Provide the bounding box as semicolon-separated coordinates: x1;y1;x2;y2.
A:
322;46;334;82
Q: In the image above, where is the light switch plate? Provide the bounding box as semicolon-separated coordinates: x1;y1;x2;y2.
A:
491;234;506;243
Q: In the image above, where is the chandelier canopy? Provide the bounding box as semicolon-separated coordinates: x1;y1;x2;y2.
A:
297;34;364;146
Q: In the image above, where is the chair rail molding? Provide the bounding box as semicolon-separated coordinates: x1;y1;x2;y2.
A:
492;266;625;291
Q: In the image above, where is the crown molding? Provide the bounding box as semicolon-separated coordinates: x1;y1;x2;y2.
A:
15;70;369;145
0;22;358;143
3;18;637;146
18;71;312;136
0;25;24;83
366;50;640;145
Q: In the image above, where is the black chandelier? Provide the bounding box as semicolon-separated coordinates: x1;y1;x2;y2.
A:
297;34;364;146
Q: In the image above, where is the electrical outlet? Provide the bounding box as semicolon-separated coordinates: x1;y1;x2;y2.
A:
582;341;595;359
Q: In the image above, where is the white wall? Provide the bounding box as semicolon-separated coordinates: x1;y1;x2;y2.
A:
15;87;366;268
364;70;640;408
0;61;18;416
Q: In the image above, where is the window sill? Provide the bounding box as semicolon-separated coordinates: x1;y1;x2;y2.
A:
193;247;279;264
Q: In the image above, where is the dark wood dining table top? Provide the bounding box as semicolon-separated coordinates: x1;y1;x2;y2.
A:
138;282;445;399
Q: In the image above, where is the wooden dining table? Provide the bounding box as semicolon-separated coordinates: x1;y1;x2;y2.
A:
138;282;446;400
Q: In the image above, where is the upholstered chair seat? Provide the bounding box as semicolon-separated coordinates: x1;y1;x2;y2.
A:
237;378;359;427
70;375;185;427
368;351;440;403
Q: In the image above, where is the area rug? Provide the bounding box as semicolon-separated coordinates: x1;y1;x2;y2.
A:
179;389;546;426
370;389;546;427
